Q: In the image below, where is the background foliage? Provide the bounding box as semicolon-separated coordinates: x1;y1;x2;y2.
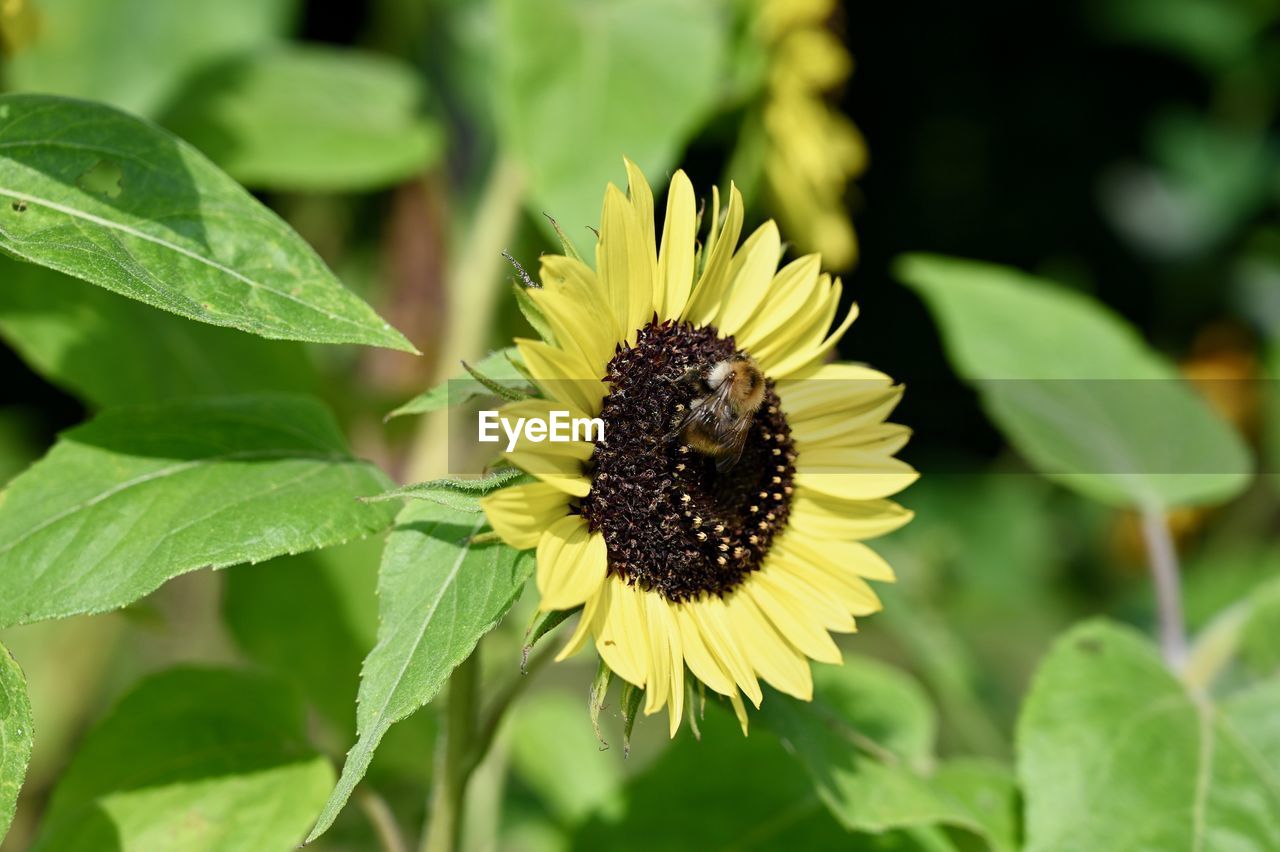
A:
1;0;1278;850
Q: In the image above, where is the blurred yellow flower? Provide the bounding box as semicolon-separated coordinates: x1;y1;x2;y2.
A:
759;0;866;269
0;0;38;55
481;162;914;736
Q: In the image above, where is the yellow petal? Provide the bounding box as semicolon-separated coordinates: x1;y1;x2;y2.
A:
557;585;607;661
597;184;654;341
641;592;672;715
595;576;648;688
728;691;750;735
682;184;745;327
756;559;856;632
690;595;763;706
776;533;897;583
783;387;904;445
503;452;591;497
724;591;813;700
749;272;840;371
674;603;735;696
744;574;843;665
530;265;615;369
775;362;894;414
658;170;697;320
797;422;912;455
714;221;783;337
774;542;887;616
734;254;823;353
624;158;659;310
480;481;572;550
536;515;607;611
787;493;914;540
794;453;918;501
769;295;860;378
515;338;606;416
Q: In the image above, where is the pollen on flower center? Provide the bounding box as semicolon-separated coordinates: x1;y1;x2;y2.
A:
579;319;796;602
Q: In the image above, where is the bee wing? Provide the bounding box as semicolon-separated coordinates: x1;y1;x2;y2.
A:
713;409;754;472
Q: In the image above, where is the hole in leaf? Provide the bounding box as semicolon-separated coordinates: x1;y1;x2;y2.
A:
11;200;27;213
77;159;124;198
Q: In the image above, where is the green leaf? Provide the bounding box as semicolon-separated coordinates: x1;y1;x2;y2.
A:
29;667;333;852
0;94;415;352
158;45;442;192
0;641;33;844
758;657;1016;851
1220;677;1280;772
364;469;533;511
1240;579;1280;678
897;253;1252;508
0;394;396;628
306;502;533;841
386;348;531;420
4;0;296;117
495;0;726;237
0;257;318;407
1017;620;1280;851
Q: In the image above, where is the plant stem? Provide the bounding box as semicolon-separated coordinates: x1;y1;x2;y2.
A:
1139;504;1188;670
407;156;526;482
470;642;554;768
358;790;410;852
421;649;481;852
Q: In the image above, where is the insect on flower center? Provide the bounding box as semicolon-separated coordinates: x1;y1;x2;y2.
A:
579;320;796;601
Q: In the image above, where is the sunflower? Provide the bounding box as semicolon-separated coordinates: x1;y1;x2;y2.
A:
757;0;866;269
481;161;914;736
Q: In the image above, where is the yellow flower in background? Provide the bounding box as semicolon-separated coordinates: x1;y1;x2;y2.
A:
481;162;915;736
759;0;866;269
0;0;38;55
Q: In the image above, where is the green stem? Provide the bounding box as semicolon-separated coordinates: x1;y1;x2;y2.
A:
470;642;554;769
1139;504;1188;670
358;790;410;852
421;649;481;852
407;156;526;482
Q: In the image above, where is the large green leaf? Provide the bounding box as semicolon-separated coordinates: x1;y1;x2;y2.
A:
897;254;1252;508
495;0;726;237
158;45;442;192
1017;620;1280;851
0;94;414;352
1220;677;1280;773
0;258;318;407
306;501;534;841
0;395;397;628
0;641;33;845
29;667;332;852
5;0;296;117
758;658;1017;851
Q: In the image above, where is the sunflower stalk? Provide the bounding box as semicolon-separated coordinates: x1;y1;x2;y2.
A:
1139;503;1188;670
421;651;481;852
407;156;526;482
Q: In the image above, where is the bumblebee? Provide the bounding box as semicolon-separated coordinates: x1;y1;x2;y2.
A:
667;355;765;472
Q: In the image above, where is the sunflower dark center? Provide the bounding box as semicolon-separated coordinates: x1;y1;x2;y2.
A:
578;320;796;602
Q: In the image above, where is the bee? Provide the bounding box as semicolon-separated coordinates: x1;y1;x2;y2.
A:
667;354;765;472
